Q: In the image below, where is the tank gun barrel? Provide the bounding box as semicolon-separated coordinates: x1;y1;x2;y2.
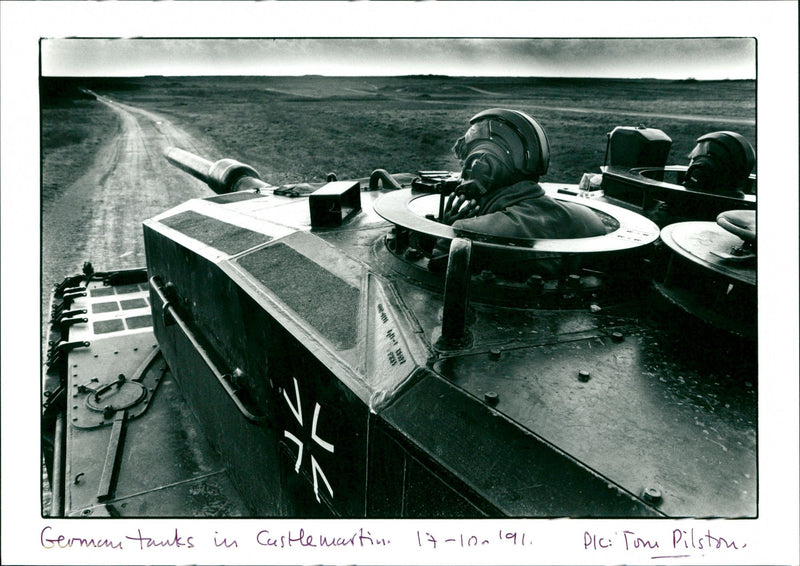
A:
165;147;272;194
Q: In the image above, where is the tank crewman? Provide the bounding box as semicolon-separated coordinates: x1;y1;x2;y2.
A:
683;131;756;197
428;108;607;277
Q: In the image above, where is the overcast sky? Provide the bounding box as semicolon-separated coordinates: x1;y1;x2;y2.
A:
41;38;755;80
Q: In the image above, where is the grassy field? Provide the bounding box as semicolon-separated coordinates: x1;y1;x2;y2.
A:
41;75;756;192
41;89;120;203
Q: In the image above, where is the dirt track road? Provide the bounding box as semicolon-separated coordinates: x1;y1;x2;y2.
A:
41;94;216;324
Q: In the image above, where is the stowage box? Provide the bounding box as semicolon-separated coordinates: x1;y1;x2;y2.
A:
309;180;362;227
606;126;672;169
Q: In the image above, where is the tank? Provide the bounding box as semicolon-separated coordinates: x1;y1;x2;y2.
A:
602;126;756;223
42;130;757;519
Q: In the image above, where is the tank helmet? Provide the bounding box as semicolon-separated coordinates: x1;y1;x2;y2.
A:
453;108;550;190
684;131;755;195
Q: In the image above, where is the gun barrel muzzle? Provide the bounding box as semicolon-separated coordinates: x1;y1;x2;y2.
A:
165;147;266;194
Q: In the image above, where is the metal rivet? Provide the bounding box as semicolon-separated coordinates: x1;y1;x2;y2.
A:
578;370;591;382
489;348;501;360
72;405;78;410
133;347;138;352
72;417;78;422
611;332;624;342
484;391;499;406
643;486;663;504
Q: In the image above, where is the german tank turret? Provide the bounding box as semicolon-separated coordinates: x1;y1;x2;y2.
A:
42;122;757;519
601;124;756;225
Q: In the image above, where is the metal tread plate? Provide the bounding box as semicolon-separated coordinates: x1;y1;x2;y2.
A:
62;280;250;517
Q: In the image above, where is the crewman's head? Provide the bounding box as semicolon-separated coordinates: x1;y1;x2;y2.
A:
453;108;550;196
684;131;755;195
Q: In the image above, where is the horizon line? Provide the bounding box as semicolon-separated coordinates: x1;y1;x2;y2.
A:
41;74;755;81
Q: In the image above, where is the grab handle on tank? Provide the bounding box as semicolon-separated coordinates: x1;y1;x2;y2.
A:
149;277;266;424
435;237;473;351
368;169;403;191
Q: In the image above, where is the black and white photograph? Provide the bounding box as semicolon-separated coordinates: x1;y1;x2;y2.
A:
2;2;798;565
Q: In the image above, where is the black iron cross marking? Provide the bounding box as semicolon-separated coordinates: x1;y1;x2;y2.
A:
282;377;335;502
